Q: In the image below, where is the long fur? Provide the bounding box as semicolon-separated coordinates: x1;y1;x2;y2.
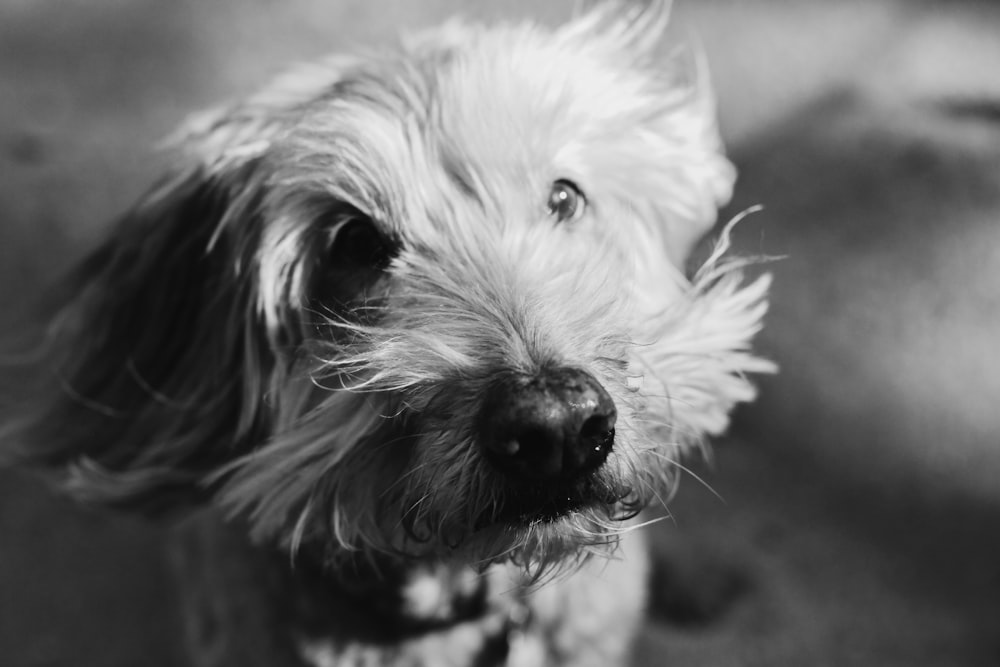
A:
5;0;769;580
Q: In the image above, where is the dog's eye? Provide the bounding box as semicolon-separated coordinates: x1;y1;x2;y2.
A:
546;180;586;223
329;216;393;270
314;213;395;311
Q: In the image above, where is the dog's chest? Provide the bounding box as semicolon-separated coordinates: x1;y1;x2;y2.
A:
293;560;631;667
294;563;535;667
171;513;648;667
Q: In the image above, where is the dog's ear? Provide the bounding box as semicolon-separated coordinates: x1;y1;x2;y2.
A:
6;164;268;512
4;59;362;512
569;0;674;60
566;0;736;267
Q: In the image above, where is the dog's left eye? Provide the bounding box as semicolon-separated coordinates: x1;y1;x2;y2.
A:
546;180;586;224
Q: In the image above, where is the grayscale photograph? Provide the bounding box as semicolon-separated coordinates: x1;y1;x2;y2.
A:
1;1;998;665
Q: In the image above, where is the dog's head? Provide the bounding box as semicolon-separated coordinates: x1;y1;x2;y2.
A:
8;1;771;573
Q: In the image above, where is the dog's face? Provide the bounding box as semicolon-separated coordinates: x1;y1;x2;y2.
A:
14;1;770;572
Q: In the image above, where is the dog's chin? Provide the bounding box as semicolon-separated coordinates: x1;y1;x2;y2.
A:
296;471;641;572
476;474;629;528
421;477;638;572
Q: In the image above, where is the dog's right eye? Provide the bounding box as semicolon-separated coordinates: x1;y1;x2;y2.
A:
328;216;393;270
313;214;395;312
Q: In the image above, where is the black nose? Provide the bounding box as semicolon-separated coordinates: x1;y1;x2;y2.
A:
478;368;616;482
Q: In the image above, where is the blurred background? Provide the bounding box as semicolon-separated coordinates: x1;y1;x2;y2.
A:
1;0;999;665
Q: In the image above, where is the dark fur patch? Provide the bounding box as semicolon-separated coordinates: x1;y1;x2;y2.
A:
13;170;271;512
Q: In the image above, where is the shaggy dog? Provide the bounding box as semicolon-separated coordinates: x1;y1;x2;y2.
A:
6;2;771;665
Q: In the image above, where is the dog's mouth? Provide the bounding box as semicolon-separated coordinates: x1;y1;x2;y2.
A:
477;475;625;528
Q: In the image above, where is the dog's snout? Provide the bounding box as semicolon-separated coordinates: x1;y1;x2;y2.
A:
479;368;616;482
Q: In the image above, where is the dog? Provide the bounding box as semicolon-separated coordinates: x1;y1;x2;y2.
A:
4;1;772;665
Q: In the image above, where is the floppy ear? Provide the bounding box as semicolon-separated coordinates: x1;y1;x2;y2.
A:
5;58;362;512
6;164;270;511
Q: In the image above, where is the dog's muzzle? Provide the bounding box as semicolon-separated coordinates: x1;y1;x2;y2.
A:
478;367;616;484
